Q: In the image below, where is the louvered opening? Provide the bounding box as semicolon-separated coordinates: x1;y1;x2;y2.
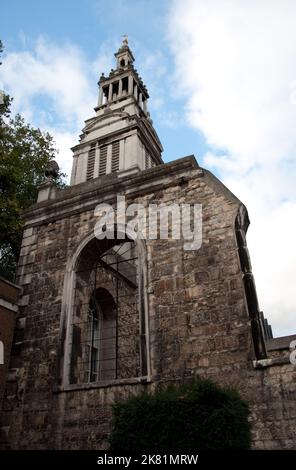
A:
111;141;120;173
145;149;150;169
99;145;108;176
86;144;96;180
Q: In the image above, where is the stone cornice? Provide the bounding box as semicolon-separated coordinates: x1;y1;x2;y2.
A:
71;112;163;158
72;120;139;152
22;156;201;226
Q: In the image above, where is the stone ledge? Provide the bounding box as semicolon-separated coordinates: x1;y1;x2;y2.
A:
253;357;291;368
55;376;150;393
22;156;200;220
21;170;206;229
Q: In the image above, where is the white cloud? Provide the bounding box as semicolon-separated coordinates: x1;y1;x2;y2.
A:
47;130;78;178
92;37;120;79
1;37;96;126
0;36;103;178
168;0;296;336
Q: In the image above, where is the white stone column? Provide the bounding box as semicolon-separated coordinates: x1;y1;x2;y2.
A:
140;140;145;170
125;133;138;168
94;146;100;178
98;87;103;106
119;79;123;97
128;75;133;95
143;98;148;113
70;154;78;185
134;84;138;100
119;139;125;170
108;83;113;102
139;92;143;109
106;144;112;174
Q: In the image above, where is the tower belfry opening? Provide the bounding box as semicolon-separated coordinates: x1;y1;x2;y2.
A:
70;37;163;186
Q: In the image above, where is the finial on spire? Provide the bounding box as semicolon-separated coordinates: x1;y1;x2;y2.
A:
114;36;135;67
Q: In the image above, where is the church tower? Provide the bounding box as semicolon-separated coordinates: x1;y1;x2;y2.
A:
1;39;295;452
70;37;163;185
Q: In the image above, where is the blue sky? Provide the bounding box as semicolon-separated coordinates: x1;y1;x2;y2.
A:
1;0;208;167
1;0;296;336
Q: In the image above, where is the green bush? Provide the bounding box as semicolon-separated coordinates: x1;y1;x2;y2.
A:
109;379;251;451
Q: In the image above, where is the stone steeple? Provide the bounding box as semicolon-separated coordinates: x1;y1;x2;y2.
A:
70;38;163;185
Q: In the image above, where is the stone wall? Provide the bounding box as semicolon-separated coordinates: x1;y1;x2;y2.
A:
0;156;295;449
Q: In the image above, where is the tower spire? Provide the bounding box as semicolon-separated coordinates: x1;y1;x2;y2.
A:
70;39;163;185
122;34;128;46
114;36;135;69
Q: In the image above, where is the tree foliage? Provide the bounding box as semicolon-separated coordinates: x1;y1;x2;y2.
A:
109;378;251;451
0;40;65;280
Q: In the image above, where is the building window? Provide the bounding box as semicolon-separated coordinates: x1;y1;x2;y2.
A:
86;143;96;180
99;145;108;176
68;235;147;385
86;288;116;382
111;141;120;173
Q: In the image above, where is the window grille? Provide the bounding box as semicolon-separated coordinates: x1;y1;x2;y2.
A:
70;239;142;384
